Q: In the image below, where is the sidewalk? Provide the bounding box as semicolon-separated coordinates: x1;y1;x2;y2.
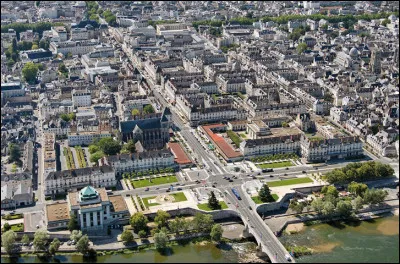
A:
1;218;24;228
1;232;210;254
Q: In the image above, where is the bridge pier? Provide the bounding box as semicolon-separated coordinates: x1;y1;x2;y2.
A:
241;224;253;239
255;243;268;258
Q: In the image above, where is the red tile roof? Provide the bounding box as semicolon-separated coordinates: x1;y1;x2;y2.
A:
202;124;242;160
168;142;192;165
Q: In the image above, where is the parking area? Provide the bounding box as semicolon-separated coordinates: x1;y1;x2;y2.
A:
24;210;46;232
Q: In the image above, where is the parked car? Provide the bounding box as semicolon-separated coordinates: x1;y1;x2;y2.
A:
252;176;257;179
248;206;252;210
302;170;306;173
177;188;182;191
166;189;170;192
285;167;289;170
269;175;274;178
229;179;233;182
145;187;149;191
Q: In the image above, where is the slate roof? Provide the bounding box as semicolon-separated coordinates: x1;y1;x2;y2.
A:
120;118;162;134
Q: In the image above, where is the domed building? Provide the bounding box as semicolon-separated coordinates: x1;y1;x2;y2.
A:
349;47;359;59
46;186;129;231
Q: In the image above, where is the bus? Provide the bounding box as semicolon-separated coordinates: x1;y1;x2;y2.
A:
231;188;241;200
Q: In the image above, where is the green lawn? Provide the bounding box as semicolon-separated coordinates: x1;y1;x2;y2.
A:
141;192;187;208
267;177;313;187
131;175;178;188
10;223;24;232
197;201;228;211
258;161;293;169
227;130;242;148
170;192;187;202
251;194;279;204
239;133;247;138
2;214;23;220
142;196;160;208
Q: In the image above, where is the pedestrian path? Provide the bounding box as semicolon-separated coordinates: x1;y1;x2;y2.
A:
121;179;129;190
132;196;142;212
124;195;137;215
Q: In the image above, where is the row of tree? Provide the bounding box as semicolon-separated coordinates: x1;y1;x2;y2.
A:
192;12;398;34
1;229;92;256
88;137;123;163
122;167;175;179
1;22;64;38
8;143;21;164
250;153;299;163
289;184;388;217
126;211;224;251
325;161;394;184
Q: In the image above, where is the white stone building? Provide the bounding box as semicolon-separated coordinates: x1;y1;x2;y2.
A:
45;166;116;196
72;89;92;107
99;150;175;176
67;131;112;146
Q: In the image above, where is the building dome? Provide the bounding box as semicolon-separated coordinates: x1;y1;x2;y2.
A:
349;47;358;57
79;186;98;201
388;14;396;22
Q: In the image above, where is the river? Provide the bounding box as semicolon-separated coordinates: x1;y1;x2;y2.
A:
1;241;258;263
279;214;399;263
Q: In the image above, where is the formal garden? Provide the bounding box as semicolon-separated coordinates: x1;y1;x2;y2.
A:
121;210;225;251
63;147;76;170
74;146;87;168
257;161;294;169
250;153;300;163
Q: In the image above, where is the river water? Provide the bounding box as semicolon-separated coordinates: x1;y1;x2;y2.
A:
3;215;398;263
1;241;246;263
279;214;399;263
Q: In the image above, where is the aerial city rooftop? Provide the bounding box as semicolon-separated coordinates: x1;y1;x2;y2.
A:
1;1;399;263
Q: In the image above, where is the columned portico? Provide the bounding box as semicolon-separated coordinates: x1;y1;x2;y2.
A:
93;211;98;226
86;212;91;228
67;186;129;233
80;212;84;227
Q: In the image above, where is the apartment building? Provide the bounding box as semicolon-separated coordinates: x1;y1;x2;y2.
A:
72;89;92;107
1;82;25;100
240;127;302;157
50;39;99;55
39;99;74;120
99;149;175;176
216;75;246;93
45;166;116;196
67;131;112;146
300;135;363;162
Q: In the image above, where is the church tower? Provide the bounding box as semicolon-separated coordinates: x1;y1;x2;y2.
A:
370;49;381;74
